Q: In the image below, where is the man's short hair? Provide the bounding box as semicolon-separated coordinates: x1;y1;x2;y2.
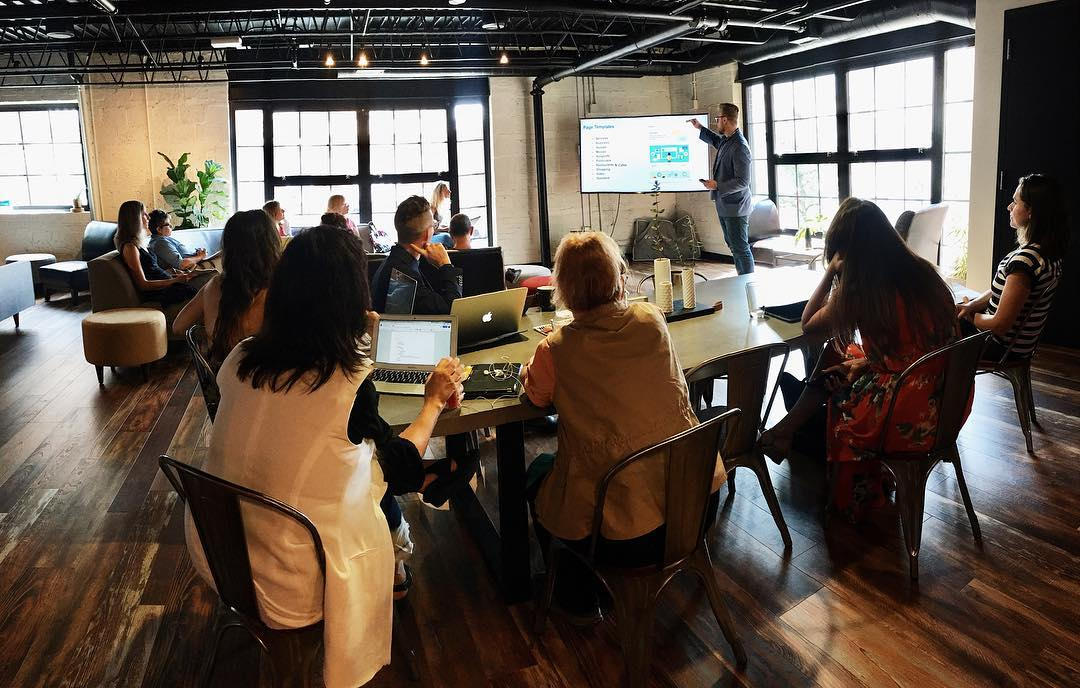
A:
448;213;473;238
719;102;740;122
147;209;169;235
320;212;348;229
394;195;431;244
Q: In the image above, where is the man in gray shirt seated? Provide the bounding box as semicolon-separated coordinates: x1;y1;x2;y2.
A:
148;209;207;271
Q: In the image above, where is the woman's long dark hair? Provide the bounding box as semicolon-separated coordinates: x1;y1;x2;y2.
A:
236;225;371;392
1017;173;1069;261
825;198;957;364
114;200;145;249
209;209;282;361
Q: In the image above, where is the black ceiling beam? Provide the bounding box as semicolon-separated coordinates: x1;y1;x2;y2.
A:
0;2;698;23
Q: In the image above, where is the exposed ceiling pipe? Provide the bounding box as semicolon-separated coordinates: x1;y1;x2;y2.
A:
731;0;974;64
534;16;723;88
782;0;872;24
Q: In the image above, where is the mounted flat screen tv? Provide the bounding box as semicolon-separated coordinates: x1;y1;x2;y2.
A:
579;113;711;193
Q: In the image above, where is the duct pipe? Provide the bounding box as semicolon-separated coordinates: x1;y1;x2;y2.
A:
534;16;722;88
732;0;974;65
531;84;553;266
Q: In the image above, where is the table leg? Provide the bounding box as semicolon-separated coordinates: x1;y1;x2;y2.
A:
448;421;532;603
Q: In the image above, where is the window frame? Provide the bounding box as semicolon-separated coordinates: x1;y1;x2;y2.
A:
742;37;975;241
0;102;92;212
228;96;494;247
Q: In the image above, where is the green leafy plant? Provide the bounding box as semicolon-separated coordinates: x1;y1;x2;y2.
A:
794;212;828;247
158;152;229;229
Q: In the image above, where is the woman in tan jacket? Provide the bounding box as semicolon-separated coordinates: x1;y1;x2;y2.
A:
522;232;725;624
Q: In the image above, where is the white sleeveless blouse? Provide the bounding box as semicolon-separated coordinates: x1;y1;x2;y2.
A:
185;346;393;688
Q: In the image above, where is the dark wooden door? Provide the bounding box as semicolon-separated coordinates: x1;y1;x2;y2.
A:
995;0;1080;348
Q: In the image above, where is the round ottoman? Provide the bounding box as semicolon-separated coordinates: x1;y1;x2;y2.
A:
82;308;168;385
5;253;57;291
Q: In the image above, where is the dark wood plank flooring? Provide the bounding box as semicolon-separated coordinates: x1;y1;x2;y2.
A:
1;278;1078;687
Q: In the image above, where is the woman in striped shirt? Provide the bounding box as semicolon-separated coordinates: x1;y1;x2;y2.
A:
958;174;1067;360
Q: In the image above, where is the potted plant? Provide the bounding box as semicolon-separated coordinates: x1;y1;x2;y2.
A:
158;152;229;229
794;212;828;249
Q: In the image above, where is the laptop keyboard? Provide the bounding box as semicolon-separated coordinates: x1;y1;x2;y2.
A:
371;368;429;385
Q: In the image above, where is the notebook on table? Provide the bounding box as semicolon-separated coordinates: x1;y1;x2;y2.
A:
369;315;457;395
450;287;528;351
762;300;808;323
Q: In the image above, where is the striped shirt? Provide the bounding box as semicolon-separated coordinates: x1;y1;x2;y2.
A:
986;242;1062;357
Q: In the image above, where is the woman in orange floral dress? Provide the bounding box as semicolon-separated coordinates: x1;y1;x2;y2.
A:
761;198;963;519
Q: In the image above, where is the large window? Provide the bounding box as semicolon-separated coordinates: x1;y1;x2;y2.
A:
231;99;492;246
744;39;975;268
745;83;769;204
941;46;975;277
0;106;89;209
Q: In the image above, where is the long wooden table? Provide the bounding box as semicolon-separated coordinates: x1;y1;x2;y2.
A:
379;267;979;602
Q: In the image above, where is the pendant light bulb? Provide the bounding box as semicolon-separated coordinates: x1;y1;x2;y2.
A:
358;51;369;68
325;52;335;68
420;51;429;66
499;51;509;65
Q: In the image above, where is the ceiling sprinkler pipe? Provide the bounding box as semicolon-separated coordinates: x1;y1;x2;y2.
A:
534;16;722;89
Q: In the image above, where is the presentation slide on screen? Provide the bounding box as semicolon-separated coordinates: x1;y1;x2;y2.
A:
580;114;710;193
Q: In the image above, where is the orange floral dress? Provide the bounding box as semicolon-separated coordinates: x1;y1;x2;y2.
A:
827;305;968;517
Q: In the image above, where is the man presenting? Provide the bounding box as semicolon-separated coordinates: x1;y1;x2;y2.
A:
689;103;754;274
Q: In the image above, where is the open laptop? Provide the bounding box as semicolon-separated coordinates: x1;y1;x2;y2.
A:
450;287;528;351
385;268;418;315
369;315;457;395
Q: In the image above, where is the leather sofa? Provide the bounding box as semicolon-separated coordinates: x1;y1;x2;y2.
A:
87;225;223;337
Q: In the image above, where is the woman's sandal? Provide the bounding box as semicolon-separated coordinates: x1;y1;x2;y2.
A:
758;430;793;465
393;563;412;601
421;453;480;507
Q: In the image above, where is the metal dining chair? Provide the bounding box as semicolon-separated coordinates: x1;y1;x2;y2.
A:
185;324;220;422
853;331;989;580
533;410;747;687
685;343;793;548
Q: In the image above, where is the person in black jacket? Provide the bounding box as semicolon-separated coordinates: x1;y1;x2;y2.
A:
371;195;462;314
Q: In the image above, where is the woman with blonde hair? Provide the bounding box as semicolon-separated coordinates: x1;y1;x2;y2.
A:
521;231;725;623
327;193;374;252
429;181;451;229
114;199;196;306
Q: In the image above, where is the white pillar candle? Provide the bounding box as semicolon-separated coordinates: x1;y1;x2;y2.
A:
681;267;696;310
653;257;671;290
657;281;674;313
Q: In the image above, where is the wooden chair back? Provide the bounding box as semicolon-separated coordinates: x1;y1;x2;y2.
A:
158;455;326;622
588;409;740;567
684;343;789;458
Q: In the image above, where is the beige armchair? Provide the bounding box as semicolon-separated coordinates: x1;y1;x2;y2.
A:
88;251;187;338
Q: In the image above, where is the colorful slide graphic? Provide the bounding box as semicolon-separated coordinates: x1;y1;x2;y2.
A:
580;114;710;193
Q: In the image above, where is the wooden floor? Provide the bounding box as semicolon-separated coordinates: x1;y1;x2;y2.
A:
2;273;1079;687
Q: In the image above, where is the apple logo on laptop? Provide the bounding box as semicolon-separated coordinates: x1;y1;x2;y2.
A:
482;311;493;323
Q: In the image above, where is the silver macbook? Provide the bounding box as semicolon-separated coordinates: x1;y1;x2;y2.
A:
369;315;457;395
450;287;528;350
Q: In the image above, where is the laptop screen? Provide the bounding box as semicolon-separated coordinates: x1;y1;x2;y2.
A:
374;318;454;368
385;268;418;315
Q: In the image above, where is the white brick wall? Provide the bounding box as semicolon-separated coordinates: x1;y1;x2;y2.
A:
490;68;739;263
80;82;231;222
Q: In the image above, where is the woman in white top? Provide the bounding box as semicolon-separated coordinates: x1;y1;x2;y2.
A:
429;181;451;229
185;226;466;687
